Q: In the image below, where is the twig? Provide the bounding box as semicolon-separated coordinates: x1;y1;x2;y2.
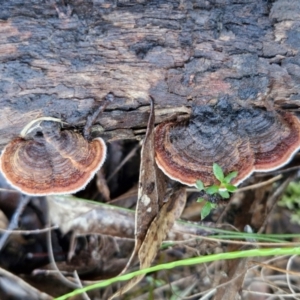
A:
255;164;300;177
0;266;52;299
73;270;91;300
0;195;30;250
286;255;299;295
0;188;20;193
47;214;80;289
20;117;65;137
236;175;283;192
107;141;142;182
0;225;58;235
258;174;296;234
164;236;300;247
83;93;114;140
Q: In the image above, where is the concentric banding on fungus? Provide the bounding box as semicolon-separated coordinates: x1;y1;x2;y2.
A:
251;111;300;171
0;121;107;195
154;100;300;187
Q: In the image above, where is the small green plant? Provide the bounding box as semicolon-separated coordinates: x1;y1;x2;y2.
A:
197;200;217;220
278;181;300;225
196;163;238;219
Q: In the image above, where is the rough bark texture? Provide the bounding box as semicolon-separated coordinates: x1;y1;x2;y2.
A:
1;0;300;149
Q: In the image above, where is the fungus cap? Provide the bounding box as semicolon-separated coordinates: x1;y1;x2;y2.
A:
154;100;300;187
0;121;107;195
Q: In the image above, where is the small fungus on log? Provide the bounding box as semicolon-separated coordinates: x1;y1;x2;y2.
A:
154;99;300;187
0;120;106;195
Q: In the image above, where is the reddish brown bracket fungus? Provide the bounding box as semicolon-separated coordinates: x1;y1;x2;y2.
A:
155;99;300;187
0;121;106;195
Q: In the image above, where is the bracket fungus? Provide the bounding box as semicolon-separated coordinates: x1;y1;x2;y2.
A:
0;120;107;195
154;99;300;187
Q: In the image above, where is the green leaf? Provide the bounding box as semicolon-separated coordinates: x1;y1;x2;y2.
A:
218;190;230;199
213;163;224;182
196;180;204;191
224;184;237;192
197;197;205;203
205;185;219;195
201;202;216;219
224;171;238;184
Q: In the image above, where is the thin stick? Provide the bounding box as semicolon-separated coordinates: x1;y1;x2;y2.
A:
0;188;20;193
0;266;52;299
0;225;58;235
0;195;30;250
235;174;283;192
255;164;300;176
258;174;295;234
107;141;142;182
46;211;80;289
73;271;90;300
20;117;65;138
83;93;114;140
165;235;300;247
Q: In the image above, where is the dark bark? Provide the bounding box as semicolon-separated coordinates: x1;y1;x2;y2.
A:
1;0;300;149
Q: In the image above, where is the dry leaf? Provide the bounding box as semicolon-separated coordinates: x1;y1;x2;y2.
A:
109;97;186;299
47;194;215;244
114;97;164;275
135;97;162;240
138;185;186;268
0;267;52;300
47;195;135;239
111;185;186;298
